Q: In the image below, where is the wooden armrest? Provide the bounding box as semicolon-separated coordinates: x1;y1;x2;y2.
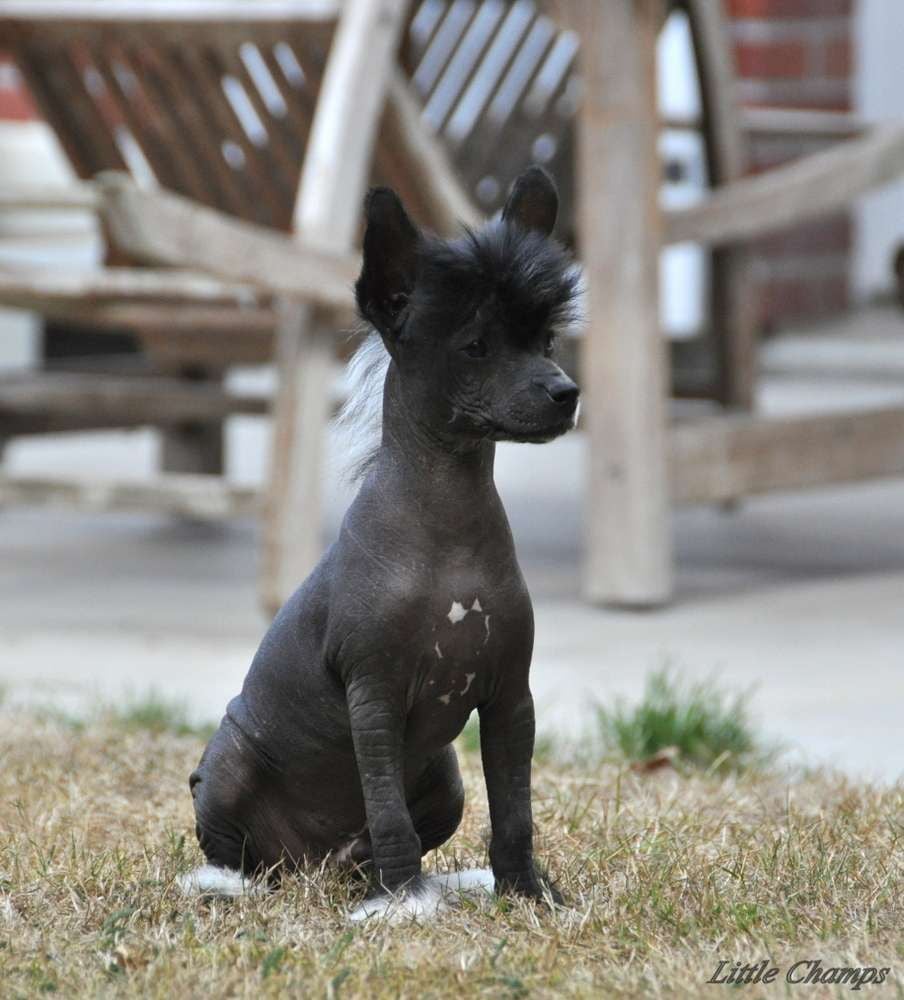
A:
0;183;99;211
96;173;360;311
383;69;483;234
0;0;339;24
0;266;261;307
665;123;904;247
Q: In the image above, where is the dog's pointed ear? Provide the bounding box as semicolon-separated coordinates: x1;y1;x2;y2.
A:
355;187;419;340
501;166;558;237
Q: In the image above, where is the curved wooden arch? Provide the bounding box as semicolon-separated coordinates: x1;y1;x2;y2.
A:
682;0;757;410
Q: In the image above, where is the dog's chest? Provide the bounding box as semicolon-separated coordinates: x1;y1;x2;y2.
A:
405;583;530;742
423;592;494;700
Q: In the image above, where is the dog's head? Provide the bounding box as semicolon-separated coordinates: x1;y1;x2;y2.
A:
355;167;581;445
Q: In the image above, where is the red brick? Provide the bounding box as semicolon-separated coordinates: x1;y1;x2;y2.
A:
0;86;37;122
824;37;853;78
734;41;808;79
818;274;850;314
756;271;849;329
755;216;852;257
728;0;852;18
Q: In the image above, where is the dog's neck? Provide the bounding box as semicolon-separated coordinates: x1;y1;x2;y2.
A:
374;362;500;533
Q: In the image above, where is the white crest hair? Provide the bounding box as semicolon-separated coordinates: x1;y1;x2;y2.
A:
334;329;390;484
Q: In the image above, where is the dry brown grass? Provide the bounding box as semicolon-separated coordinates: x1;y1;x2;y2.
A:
1;714;902;998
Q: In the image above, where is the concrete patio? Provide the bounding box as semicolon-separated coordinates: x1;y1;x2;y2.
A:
2;328;904;783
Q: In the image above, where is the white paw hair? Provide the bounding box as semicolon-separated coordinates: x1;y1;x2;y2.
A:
348;868;494;923
177;864;264;898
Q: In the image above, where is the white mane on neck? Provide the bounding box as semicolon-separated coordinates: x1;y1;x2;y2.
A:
334;329;390;484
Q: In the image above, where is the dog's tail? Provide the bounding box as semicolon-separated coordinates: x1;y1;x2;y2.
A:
176;864;265;898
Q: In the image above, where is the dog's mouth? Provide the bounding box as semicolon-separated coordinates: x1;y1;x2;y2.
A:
488;415;576;444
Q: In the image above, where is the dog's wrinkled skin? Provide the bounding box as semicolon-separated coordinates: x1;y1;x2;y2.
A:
189;167;580;916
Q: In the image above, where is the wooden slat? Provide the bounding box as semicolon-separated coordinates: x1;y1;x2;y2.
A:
576;0;672;607
138;329;274;366
671;407;904;505
0;184;98;211
0;3;340;47
92;43;201;201
380;69;482;233
464;7;558;210
0;473;259;519
739;106;865;139
70;303;277;333
0;373;269;438
96;174;358;313
183;45;287;228
0;267;262;307
0;372;267;423
260;43;318;144
665;123;904;247
151;44;259;219
0;1;340;23
217;43;304;194
13;48;103;177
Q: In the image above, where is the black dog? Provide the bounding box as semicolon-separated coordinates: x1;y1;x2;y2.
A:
183;166;580;920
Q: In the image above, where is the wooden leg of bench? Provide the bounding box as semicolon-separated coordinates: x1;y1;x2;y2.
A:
160;422;224;475
160;367;225;475
714;246;758;412
577;0;672;607
259;302;333;616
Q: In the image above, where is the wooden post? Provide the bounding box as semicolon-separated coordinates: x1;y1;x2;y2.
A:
260;0;409;614
575;0;672;606
160;365;225;476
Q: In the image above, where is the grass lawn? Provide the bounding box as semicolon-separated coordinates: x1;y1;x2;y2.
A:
1;713;902;998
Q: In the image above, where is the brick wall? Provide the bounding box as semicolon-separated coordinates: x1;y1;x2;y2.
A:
727;0;855;331
0;54;37;121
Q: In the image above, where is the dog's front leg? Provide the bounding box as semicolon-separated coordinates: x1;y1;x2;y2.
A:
480;691;562;905
346;675;428;919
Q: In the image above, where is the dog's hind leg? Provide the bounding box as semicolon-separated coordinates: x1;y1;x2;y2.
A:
409;744;465;854
180;762;269;897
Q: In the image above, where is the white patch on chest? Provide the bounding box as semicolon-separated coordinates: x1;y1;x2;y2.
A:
447;595;485;625
437;692;452;705
447;601;468;624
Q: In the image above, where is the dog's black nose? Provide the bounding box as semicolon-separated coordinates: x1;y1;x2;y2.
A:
534;374;579;409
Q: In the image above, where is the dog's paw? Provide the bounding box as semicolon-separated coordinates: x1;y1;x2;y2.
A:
495;868;565;908
349;877;445;924
426;867;495;896
348;869;496;923
177;864;265;898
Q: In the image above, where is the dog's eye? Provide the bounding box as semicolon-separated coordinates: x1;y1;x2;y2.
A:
387;292;408;316
463;338;487;359
544;333;556;357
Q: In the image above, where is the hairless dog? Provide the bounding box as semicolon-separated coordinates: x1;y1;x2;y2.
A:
183;166;581;920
